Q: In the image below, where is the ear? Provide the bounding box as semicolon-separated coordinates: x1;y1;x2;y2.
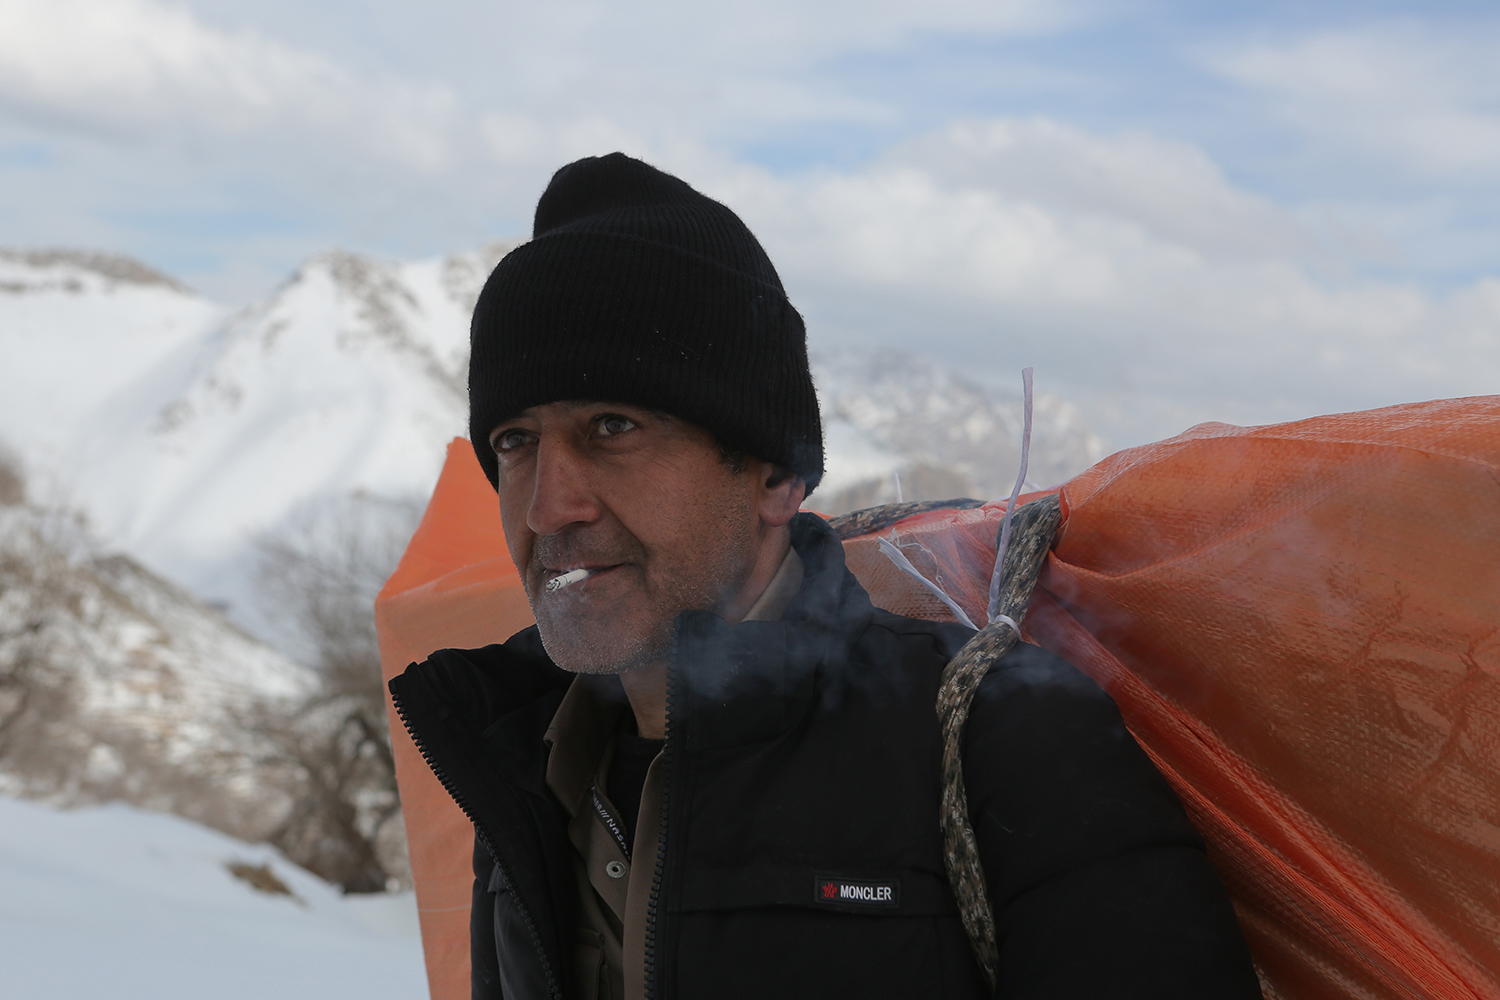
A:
755;463;806;529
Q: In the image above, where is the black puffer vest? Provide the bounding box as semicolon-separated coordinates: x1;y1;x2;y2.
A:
389;515;1260;1000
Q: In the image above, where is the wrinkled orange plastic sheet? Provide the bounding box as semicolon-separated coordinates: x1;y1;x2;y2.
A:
380;396;1500;1000
376;441;534;1000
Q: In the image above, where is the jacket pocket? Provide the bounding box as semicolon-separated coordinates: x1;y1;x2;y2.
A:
486;866;554;1000
573;929;605;1000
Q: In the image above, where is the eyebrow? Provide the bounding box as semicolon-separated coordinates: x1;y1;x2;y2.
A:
505;401;675;421
505;400;599;422
490;402;626;446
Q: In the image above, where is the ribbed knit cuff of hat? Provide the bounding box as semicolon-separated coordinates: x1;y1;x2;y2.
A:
467;237;823;493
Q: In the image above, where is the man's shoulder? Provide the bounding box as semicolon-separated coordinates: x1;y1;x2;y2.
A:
419;624;563;688
858;605;977;661
963;639;1138;777
388;626;572;735
854;609;1104;702
971;638;1115;718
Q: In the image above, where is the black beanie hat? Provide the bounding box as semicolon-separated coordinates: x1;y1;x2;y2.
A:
468;152;824;492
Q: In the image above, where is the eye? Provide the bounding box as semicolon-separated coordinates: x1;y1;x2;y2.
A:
595;414;637;438
492;427;534;453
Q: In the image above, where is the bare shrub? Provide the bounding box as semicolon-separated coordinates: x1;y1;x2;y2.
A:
245;690;403;894
252;491;422;893
0;502;89;788
227;861;298;898
0;445;23;506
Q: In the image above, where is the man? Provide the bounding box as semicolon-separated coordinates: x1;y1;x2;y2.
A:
389;153;1261;999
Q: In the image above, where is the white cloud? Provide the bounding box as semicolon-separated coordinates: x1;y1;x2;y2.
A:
0;0;453;170
720;117;1316;306
693;118;1500;442
1211;22;1500;177
479;113;644;172
1;0;1496;450
430;0;1078;151
894;119;1306;259
487;0;1069;76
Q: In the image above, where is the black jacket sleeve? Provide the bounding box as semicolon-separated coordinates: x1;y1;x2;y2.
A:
963;642;1262;999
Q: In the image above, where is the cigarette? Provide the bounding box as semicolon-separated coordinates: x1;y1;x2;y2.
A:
546;568;592;593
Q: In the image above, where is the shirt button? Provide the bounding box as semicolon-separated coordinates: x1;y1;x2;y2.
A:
605;861;626;879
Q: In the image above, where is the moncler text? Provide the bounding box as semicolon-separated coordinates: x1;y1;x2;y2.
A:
813;877;900;908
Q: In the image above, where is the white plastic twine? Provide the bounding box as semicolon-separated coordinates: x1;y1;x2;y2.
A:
987;367;1034;626
877;536;979;631
990;612;1021;635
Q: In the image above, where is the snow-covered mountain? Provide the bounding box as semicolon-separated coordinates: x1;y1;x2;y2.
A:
0;248;224;493
1;242;1103;634
814;350;1104;512
1;242;517;630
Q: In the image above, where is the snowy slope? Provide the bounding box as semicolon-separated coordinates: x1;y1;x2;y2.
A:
0;250;224;495
0;498;313;840
0;794;424;1000
69;243;518;618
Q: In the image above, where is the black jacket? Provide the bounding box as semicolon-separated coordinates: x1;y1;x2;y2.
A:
389;514;1261;999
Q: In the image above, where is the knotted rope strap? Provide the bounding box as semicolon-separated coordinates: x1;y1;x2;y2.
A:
936;493;1064;990
828;497;986;540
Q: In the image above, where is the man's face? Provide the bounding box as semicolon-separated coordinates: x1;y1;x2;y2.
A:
489;401;764;674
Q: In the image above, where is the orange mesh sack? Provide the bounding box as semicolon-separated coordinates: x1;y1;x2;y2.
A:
843;396;1500;1000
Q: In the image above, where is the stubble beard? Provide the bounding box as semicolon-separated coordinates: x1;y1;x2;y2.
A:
533;571;717;676
528;511;757;676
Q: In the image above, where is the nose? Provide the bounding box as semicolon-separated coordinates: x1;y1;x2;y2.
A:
525;436;601;537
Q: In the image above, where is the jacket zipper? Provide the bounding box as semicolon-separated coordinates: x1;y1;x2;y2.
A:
642;631;680;1000
389;682;562;1000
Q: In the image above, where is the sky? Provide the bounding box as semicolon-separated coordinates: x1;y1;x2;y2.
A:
2;0;1498;445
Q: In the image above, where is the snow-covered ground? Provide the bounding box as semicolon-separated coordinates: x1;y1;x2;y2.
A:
0;794;425;999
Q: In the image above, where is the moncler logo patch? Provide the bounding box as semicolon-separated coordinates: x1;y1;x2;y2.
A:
813;876;900;908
